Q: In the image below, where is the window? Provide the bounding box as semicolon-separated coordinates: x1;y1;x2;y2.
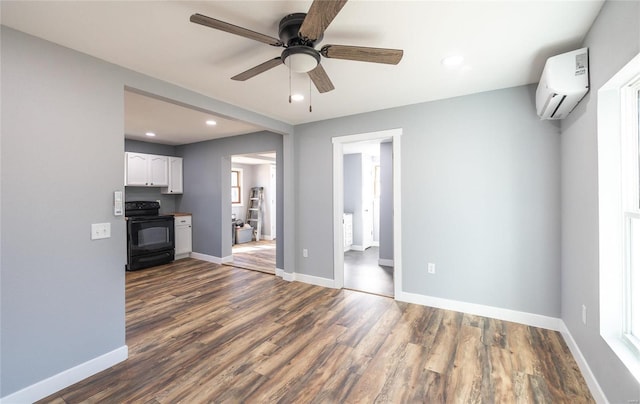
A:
623;78;640;350
598;51;640;383
231;169;242;205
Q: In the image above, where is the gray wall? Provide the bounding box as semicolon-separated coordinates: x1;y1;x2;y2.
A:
294;84;561;317
0;27;292;398
560;1;640;402
124;139;180;214
344;154;363;246
379;142;394;261
1;27;127;396
178;131;284;267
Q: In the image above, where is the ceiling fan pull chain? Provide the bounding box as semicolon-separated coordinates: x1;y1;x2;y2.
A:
309;76;313;112
288;68;292;104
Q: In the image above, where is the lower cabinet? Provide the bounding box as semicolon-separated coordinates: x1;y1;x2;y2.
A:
175;215;192;259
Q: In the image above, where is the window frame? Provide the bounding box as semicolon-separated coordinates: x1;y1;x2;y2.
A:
598;51;640;384
231;168;243;206
622;78;640;352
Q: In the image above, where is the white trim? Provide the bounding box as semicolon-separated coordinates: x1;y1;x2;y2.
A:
274;268;332;287
598;51;640;385
332;128;402;296
0;346;128;404
396;290;562;331
333;140;345;289
175;252;191;260
190;252;233;264
371;241;380;247
261;234;276;241
291;272;336;288
378;258;394;267
350;244;366;251
559;324;609;404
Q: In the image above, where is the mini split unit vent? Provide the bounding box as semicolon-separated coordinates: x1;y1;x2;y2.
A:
536;48;589;120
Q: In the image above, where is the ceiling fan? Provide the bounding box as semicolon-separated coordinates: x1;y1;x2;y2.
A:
190;0;403;94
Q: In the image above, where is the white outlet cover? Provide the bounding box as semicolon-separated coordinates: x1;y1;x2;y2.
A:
91;223;111;240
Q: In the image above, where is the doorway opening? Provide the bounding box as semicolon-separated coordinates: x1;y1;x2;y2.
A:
333;129;402;298
229;152;277;274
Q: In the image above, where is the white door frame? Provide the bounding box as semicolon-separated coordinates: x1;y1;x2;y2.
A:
332;128;402;296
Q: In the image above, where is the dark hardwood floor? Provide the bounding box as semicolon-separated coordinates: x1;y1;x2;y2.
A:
344;246;394;297
38;259;594;403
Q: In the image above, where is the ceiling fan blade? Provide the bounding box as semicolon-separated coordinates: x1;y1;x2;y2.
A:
190;13;283;47
231;58;283;81
299;0;348;42
308;64;335;93
321;45;403;65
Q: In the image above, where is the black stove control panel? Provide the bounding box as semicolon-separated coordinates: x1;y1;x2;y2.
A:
125;201;161;217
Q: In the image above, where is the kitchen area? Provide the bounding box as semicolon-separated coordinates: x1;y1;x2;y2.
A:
122;89;284;274
124;147;192;271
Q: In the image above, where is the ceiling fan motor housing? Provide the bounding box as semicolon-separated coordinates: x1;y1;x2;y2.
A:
278;13;322;46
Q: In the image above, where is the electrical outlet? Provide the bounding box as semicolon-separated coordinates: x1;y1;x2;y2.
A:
582;304;587;325
303;248;308;258
428;263;436;274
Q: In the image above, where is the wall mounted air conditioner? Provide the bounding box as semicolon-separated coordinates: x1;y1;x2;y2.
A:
535;48;589;120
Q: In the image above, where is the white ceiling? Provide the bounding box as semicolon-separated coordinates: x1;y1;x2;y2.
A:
1;0;604;143
125;90;265;145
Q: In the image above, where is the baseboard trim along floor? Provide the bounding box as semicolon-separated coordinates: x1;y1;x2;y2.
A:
0;346;128;404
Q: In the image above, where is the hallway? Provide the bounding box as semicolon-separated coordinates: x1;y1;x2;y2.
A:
344;247;393;297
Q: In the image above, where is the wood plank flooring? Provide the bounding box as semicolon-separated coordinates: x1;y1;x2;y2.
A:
38;259;594;403
227;239;276;274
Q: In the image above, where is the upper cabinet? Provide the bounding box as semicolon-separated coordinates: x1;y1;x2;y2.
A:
161;157;183;194
125;152;169;187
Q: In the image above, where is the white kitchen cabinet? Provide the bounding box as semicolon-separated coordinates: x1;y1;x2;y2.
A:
343;213;353;251
174;215;192;259
161;157;183;194
125;152;168;187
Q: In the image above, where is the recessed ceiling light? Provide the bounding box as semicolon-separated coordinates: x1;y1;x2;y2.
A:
145;132;156;137
441;55;465;68
206;119;217;126
291;94;304;102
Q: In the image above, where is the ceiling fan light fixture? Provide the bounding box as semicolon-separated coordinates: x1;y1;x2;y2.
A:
282;46;320;73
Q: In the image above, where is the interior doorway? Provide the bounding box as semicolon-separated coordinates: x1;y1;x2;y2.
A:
342;141;393;296
229;152;277;274
333;129;402;298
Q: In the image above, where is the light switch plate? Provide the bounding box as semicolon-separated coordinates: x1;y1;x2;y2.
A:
91;223;111;240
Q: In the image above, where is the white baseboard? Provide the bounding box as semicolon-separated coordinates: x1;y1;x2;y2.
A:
274;269;334;288
559;323;608;404
351;245;365;251
396;290;562;331
175;252;191;260
292;272;336;288
262;234;276;241
190;252;233;264
372;241;380;247
378;258;394;267
0;345;128;404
